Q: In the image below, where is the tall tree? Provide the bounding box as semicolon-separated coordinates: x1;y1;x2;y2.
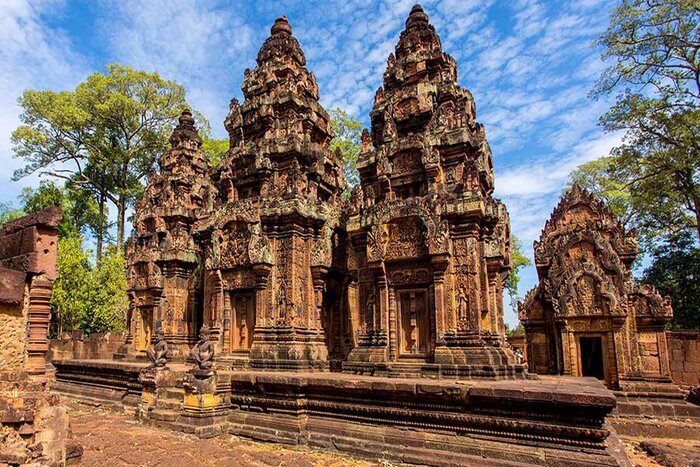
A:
505;235;532;313
12;64;203;249
642;231;700;329
582;0;700;245
201;136;229;168
329;107;362;191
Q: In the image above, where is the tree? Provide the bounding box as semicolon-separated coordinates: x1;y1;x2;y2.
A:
19;180;105;242
505;235;532;313
51;236;92;335
642;231;700;329
329;107;362;191
50;237;128;336
82;245;128;334
201;136;228;168
583;0;700;246
12;64;203;250
0;201;24;225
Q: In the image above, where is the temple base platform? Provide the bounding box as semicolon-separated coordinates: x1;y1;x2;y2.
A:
51;358;631;466
612;379;700;420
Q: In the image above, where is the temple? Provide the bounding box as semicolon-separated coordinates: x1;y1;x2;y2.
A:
122;8;519;378
51;7;639;466
519;186;674;388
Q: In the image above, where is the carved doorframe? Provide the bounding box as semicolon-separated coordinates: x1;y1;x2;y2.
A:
574;332;612;386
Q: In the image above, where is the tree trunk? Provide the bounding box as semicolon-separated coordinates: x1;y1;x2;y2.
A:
693;194;700;247
96;193;105;262
117;197;126;251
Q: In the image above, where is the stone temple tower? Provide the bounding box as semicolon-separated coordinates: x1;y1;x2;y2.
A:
199;16;346;370
126;109;213;357
343;5;522;378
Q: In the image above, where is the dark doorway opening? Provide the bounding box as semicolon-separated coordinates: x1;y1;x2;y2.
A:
580;336;605;380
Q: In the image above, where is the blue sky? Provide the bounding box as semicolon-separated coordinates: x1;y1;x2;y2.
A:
0;0;622;326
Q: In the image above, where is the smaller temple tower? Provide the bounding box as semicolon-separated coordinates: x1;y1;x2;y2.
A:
519;185;673;388
125;110;212;357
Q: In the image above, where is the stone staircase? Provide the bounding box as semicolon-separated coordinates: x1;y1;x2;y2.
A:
613;380;700;419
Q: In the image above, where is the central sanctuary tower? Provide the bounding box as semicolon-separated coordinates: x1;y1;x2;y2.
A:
343;5;520;377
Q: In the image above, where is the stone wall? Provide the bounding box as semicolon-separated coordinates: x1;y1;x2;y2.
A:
49;332;125;361
0;208;82;466
667;330;700;386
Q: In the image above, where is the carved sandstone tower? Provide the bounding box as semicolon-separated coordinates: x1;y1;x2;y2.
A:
200;16;346;370
344;5;521;378
520;185;673;388
126;110;212;356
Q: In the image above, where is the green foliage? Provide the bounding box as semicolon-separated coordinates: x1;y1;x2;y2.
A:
52;236;93;335
506;323;525;337
570;157;634;228
0;201;24;225
201;136;228;168
329;107;362;191
51;236;128;336
582;0;700;246
642;232;700;330
12;64;204;248
505;235;532;313
19;180;105;240
82;245;128;334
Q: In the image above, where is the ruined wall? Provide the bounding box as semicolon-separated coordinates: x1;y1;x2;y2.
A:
667;331;700;386
0;208;82;466
0;298;27;371
48;332;126;361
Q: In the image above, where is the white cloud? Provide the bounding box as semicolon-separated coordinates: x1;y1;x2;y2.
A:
0;0;89;204
99;0;256;138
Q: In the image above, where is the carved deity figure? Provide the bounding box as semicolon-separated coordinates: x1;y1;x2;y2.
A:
457;284;469;321
277;284;288;324
365;290;376;332
190;325;214;371
146;324;169;368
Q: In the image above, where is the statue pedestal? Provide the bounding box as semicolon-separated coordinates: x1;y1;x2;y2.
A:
179;370;227;438
137;366;170;416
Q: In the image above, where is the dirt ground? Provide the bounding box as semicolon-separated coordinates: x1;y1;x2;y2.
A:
67;402;700;467
67;404;379;466
614;416;700;467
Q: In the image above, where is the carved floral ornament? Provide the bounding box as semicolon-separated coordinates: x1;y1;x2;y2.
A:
552;262;624;318
543;229;627;290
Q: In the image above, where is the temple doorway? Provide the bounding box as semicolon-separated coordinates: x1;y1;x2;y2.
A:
579;336;605;380
397;289;430;358
230;292;255;352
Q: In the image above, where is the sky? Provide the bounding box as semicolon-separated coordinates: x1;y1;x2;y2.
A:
0;0;623;326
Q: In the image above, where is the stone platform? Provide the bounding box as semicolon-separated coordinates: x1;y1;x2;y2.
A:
613;379;700;420
51;359;629;466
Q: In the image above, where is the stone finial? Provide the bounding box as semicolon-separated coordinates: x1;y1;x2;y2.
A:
169;108;202;147
406;4;429;28
271;16;292;36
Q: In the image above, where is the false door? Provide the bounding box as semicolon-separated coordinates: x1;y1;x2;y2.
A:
397;289;430;358
230;292;255;352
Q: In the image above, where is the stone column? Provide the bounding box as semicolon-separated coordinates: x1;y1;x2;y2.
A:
222;290;232;352
27;279;53;380
388;285;397;361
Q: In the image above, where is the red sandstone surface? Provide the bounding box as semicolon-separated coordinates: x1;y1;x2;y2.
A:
68;403;375;466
